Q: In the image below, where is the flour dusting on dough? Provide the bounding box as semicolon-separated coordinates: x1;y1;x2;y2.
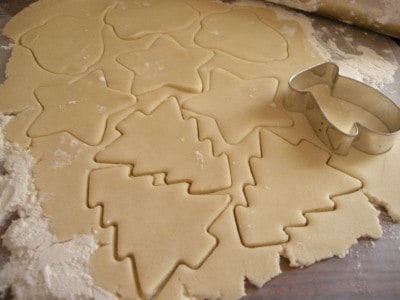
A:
195;150;205;169
53;149;73;169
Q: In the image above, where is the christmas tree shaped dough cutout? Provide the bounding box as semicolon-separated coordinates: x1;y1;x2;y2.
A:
96;98;231;194
156;207;281;300
88;166;229;298
236;130;361;246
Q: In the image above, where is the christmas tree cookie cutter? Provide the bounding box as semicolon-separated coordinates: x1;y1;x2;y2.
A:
284;62;400;155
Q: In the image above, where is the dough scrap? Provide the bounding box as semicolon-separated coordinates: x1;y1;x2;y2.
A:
96;98;231;194
182;110;262;206
136;86;193;114
88;166;229;298
89;25;158;94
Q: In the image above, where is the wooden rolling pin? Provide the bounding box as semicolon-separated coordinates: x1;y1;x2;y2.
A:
264;0;400;38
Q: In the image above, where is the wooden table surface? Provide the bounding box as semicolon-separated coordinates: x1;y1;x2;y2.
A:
0;1;399;299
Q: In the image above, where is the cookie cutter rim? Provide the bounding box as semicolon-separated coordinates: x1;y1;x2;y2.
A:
284;62;400;155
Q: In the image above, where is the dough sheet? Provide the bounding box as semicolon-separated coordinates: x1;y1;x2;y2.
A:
1;0;398;299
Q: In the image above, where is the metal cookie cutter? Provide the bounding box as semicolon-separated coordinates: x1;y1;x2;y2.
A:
284;62;400;155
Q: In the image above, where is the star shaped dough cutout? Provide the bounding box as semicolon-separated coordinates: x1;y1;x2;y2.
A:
183;68;291;144
28;70;135;145
88;166;229;299
117;35;213;95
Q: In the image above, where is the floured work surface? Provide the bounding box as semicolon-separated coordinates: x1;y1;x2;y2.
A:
0;0;399;299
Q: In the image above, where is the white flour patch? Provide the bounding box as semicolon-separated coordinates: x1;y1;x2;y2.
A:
272;3;398;90
281;25;297;37
52;149;73;169
311;35;397;90
0;43;14;51
97;105;107;113
195;150;205;169
0;114;115;300
377;0;400;25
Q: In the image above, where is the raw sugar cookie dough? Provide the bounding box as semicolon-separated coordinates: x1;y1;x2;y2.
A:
0;0;399;299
